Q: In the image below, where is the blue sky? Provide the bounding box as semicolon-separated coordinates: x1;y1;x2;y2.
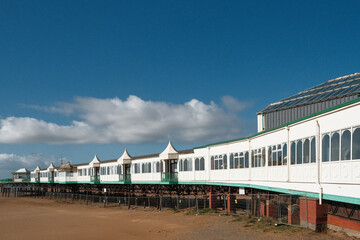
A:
0;0;359;178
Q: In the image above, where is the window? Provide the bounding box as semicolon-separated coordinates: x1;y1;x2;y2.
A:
352;127;360;159
303;139;310;164
133;163;140;174
195;157;205;171
234;153;239;169
239;152;244;168
200;157;205;170
268;147;272;166
179;159;183;171
291;142;296;165
296;141;302;164
195;158;200;170
252;148;264;168
283;143;287;165
341;130;351;160
331;132;340;161
310;138;316;163
211;155;227;170
230;154;234;169
322;134;330;162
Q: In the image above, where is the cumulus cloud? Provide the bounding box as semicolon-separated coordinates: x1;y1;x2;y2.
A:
0;153;61;179
221;95;253;113
0;95;250;145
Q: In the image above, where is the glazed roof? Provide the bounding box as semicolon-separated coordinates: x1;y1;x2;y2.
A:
259;72;360;113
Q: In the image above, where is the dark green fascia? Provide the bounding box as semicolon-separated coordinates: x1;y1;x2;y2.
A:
194;97;360;149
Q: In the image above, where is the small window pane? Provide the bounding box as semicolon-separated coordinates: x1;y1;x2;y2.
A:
283;143;287;165
297;141;303;164
341;130;351;160
311;138;316;163
303;139;310;164
353;128;360;159
291;142;296;165
331;132;340;161
322;134;330;162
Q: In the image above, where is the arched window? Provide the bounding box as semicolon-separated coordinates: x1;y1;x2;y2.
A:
341;129;351;160
223;154;227;169
234;153;239;169
156;162;160;172
142;163;145;173
148;163;151;173
303;139;310;164
211;156;214;170
310;138;316;163
239;152;244;168
283;143;287;165
195;158;200;171
179;159;183;172
272;146;277;166
184;159;188;171
215;156;219;170
322;134;330;162
331;132;340;161
268;147;272;166
188;158;193;171
297;141;302;164
200;157;205;170
353;128;360;160
291;142;296;165
218;155;223;169
230;154;234;169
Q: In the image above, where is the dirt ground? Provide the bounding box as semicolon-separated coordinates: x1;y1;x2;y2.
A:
0;197;356;240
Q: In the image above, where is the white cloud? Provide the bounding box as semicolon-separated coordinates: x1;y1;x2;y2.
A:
221;95;253;113
0;153;60;179
0;95;250;145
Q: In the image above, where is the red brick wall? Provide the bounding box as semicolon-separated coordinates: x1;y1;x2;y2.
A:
328;215;360;231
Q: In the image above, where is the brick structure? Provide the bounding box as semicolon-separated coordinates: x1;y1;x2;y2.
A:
327;215;360;238
288;204;300;225
300;197;328;231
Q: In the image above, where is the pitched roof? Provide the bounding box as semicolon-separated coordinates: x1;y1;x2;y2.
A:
159;141;179;160
259;72;360;114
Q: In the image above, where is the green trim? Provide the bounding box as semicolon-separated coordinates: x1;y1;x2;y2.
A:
194;97;360;149
323;194;360;205
25;180;360;205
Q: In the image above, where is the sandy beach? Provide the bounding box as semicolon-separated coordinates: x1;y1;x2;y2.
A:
0;197;354;240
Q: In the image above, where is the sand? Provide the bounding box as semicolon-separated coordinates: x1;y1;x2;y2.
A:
0;197;354;240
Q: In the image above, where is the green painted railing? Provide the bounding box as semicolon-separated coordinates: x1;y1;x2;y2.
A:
161;172;178;183
0;178;13;183
48;177;54;183
119;174;131;183
90;175;100;184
